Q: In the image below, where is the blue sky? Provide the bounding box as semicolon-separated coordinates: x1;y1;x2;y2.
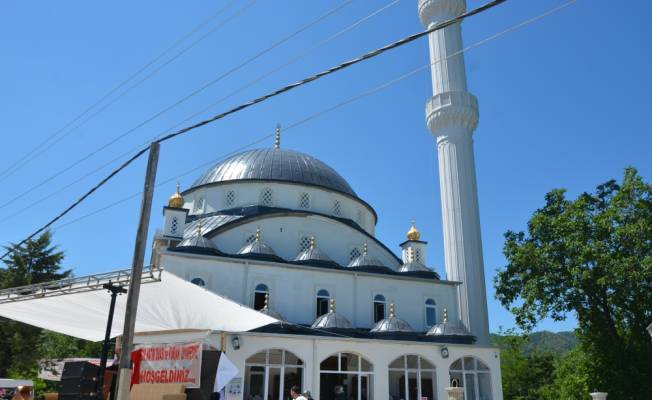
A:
1;0;650;334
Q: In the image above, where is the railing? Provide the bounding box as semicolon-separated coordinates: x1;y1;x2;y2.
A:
0;265;162;304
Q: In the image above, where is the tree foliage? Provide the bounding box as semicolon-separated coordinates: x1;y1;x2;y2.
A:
495;168;652;399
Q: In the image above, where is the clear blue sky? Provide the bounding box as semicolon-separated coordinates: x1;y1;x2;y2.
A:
1;0;650;334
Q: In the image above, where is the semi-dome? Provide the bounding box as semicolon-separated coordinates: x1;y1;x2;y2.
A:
190;148;357;197
370;304;414;333
348;243;385;268
311;299;353;329
426;308;470;337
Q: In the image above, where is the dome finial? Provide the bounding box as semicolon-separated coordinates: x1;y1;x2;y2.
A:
255;228;261;242
330;298;336;313
443;307;448;323
168;182;185;208
310;236;316;250
264;292;270;310
363;242;368;256
196;221;203;236
389;303;396;318
274;124;281;150
407;219;421;241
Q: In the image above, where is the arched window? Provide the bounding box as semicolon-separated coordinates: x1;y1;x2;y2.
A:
333;199;341;216
316;289;330;317
320;352;373;400
190;277;205;287
224;190;236;207
260;188;274;206
253;283;269;311
244;349;304;400
388;355;437;400
425;298;437;328
450;357;492;400
170;216;178;235
373;294;386;323
299;193;310;209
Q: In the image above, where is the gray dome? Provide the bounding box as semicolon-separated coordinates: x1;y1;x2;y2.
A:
398;260;431;273
294;238;333;263
237;230;277;256
177;231;217;251
191;148;356;197
311;311;353;329
348;244;384;268
426;308;469;336
370;316;414;333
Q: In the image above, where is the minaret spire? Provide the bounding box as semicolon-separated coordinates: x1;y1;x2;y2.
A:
418;0;490;344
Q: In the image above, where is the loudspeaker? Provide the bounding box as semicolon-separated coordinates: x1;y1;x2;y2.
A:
62;361;99;380
59;394;97;400
61;378;98;394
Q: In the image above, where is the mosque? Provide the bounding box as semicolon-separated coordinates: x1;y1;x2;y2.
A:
151;0;502;399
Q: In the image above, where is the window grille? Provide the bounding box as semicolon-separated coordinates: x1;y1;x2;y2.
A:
260;188;273;206
245;233;256;244
415;248;423;262
349;247;361;261
170;217;178;235
299;193;310;209
333;200;341;216
298;236;311;252
224;190;236;207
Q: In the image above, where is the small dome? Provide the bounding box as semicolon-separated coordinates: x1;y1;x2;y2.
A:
294;237;333;263
311;299;353;329
175;222;218;253
237;229;277;256
168;183;185;208
426;308;470;336
348;243;384;268
370;304;414;333
399;247;431;273
407;220;421;241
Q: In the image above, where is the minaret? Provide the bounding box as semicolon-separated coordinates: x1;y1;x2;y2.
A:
418;0;490;344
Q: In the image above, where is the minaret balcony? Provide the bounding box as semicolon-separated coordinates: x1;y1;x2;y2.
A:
425;91;478;137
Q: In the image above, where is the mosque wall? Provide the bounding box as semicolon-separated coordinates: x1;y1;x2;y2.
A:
160;252;458;332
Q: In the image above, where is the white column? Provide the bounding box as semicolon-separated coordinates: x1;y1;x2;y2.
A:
419;0;490;345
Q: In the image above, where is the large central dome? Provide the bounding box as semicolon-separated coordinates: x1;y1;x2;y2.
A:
190;149;357;197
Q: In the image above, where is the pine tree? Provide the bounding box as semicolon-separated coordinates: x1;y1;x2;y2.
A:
0;230;70;377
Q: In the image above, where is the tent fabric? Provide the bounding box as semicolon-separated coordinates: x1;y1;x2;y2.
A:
0;271;276;341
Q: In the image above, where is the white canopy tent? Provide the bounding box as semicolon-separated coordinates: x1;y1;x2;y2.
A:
0;270;276;341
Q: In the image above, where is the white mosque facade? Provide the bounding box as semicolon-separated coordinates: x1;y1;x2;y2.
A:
151;0;502;399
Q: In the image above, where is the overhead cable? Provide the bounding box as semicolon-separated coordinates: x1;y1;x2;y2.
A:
0;0;350;211
50;0;575;234
0;0;243;184
0;0;507;261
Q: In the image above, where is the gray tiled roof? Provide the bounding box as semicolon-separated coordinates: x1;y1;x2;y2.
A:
190;149;357;197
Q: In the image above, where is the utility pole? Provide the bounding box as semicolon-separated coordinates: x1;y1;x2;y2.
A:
116;142;160;400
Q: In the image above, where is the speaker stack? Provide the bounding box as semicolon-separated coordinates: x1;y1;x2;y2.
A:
60;361;99;400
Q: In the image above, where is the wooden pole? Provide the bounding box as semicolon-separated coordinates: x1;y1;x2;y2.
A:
116;142;160;400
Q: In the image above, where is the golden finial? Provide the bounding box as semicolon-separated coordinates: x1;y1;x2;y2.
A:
389;303;396;318
274;124;281;150
264;292;270;310
255;228;261;242
329;298;336;313
168;182;185;208
443;307;448;323
196;221;203;236
407;219;421;241
310;236;316;250
363;242;368;256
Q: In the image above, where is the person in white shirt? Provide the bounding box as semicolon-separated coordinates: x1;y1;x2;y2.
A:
290;386;306;400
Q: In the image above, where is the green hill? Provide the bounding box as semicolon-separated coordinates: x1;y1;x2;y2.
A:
491;331;579;355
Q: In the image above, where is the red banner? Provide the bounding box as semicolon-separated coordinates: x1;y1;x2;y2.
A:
133;342;202;388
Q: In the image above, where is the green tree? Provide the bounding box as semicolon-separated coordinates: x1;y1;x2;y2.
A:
494;168;652;399
493;331;557;400
0;231;70;377
540;346;592;400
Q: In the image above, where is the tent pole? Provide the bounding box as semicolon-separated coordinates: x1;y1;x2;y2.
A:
97;281;127;399
116;142;160;400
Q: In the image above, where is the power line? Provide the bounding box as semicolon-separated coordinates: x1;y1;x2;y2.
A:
51;0;574;234
0;0;400;225
0;0;351;211
0;0;243;184
0;0;507;261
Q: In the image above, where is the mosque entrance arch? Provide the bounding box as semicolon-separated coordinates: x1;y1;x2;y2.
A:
243;349;304;400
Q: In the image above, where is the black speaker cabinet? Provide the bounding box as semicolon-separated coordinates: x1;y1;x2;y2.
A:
62;361;99;380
